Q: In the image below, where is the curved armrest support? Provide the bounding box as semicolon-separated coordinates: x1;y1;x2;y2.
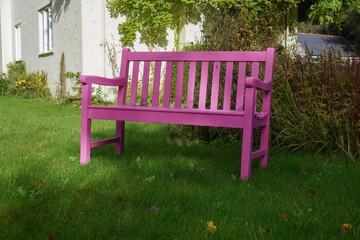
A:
80;75;127;86
245;77;272;91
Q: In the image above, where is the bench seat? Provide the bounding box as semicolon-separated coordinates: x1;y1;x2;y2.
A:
88;105;268;128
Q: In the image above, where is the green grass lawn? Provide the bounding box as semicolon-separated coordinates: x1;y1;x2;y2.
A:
0;96;359;240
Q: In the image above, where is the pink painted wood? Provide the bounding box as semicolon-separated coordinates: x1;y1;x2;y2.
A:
174;61;185;108
186;62;197;109
129;61;140;106
198;62;209;110
163;61;173;108
210;62;221;110
152;61;162;107
80;48;276;180
141;61;151;106
223;62;234;110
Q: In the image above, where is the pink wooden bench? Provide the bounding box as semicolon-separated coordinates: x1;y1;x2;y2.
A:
80;48;275;180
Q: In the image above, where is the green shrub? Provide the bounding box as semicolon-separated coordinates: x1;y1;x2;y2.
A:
11;72;50;99
0;73;10;95
6;61;26;83
168;2;278;144
272;52;360;160
65;71;82;96
167;3;360;162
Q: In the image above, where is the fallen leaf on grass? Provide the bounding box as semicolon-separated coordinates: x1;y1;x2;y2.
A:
279;214;289;221
231;175;237;181
206;221;217;233
118;195;124;201
305;189;315;196
339;223;352;233
29;213;37;218
211;150;217;155
48;235;56;240
297;181;304;188
33;147;40;151
302;171;308;177
52;158;56;163
150;206;159;214
39;179;46;184
258;227;270;233
137;176;142;182
68;156;78;162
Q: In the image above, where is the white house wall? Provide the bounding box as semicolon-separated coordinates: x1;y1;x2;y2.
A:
1;0;82;96
81;0;202;101
1;0;201;98
0;0;13;72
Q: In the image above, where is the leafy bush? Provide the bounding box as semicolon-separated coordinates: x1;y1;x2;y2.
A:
2;61;50;99
7;61;26;80
65;71;82;96
168;3;360;161
11;72;50;99
0;61;27;96
0;73;10;95
169;2;278;143
272;52;360;160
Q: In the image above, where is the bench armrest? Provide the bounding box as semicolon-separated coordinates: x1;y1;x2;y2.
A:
245;77;272;91
80;75;127;86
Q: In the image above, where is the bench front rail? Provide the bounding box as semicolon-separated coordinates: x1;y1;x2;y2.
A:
80;48;275;180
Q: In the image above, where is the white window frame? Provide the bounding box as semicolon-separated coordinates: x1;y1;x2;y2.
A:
38;5;53;54
15;24;22;61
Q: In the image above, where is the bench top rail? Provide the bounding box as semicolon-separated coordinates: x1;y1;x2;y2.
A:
127;51;267;62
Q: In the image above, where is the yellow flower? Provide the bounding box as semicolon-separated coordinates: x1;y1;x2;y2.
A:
340;223;352;233
206;221;217;233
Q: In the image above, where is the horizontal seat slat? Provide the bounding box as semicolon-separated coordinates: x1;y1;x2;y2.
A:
88;107;266;128
127;51;267;62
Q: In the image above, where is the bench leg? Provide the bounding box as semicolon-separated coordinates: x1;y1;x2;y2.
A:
241;126;254;180
259;124;270;167
80;119;91;164
115;121;125;154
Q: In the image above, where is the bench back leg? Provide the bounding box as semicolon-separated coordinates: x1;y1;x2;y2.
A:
241;86;257;180
259;123;270;167
115;121;125;154
241;125;254;180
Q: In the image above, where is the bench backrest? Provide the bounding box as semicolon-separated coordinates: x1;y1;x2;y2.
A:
117;48;275;112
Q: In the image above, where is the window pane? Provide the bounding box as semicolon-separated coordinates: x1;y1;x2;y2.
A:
15;25;21;60
43;9;49;52
39;6;52;54
48;7;53;50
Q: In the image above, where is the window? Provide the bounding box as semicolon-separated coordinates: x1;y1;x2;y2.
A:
15;24;22;60
39;6;53;54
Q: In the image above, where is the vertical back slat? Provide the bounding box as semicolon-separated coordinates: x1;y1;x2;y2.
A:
236;62;246;111
210;62;221;110
251;62;260;111
174;61;185;108
223;62;234;110
141;61;151;106
152;61;162;107
198;62;209;110
186;62;197;109
117;48;130;105
163;61;173;108
129;61;140;106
